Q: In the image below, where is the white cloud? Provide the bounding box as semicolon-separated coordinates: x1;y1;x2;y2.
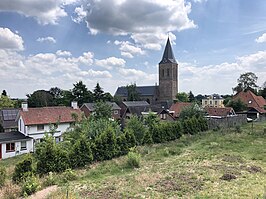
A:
0;0;78;25
255;33;266;43
192;0;208;3
72;5;87;23
0;27;24;50
95;57;126;70
37;36;56;44
56;50;72;56
114;40;145;58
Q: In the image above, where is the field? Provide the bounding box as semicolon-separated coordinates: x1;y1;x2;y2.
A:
1;122;266;198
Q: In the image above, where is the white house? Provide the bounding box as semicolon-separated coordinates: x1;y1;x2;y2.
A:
0;131;33;160
17;102;82;143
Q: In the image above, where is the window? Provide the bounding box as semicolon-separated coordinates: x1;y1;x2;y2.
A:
6;143;15;152
205;101;207;105
37;124;44;131
215;101;218;105
21;141;27;150
167;68;170;76
114;110;118;115
160;114;166;120
210;101;212;105
248;100;252;104
55;137;61;143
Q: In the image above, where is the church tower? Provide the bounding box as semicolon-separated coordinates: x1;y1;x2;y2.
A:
158;38;178;102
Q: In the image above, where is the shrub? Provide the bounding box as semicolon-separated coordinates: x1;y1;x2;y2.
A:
35;134;70;174
93;127;117;161
125;115;146;145
43;172;57;187
124;129;137;148
0;166;6;187
117;133;130;156
12;155;34;183
21;176;40;196
69;136;93;168
126;151;141;168
61;169;77;183
152;122;182;143
142;130;153;145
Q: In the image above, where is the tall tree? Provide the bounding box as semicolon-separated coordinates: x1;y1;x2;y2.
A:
176;92;189;102
233;72;258;93
0;95;14;109
93;83;104;102
72;81;92;106
126;83;140;101
27;90;55;107
49;87;63;105
1;90;7;96
188;91;195;102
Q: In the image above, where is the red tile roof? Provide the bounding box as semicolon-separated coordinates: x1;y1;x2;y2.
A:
233;90;266;113
19;107;82;125
205;107;235;117
169;102;192;118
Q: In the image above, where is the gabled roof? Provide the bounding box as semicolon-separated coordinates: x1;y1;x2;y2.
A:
205;107;235;117
159;37;177;64
81;102;121;111
169;102;192;118
127;106;150;117
0;131;32;143
0;108;19;129
19;106;82;125
122;101;150;107
115;86;158;97
233;90;266;113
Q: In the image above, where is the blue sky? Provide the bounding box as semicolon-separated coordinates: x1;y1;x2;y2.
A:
0;0;266;98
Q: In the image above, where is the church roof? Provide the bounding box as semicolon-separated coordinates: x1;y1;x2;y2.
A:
115;86;158;97
159;37;177;64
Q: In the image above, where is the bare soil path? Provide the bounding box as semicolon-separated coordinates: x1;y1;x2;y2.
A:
28;185;58;199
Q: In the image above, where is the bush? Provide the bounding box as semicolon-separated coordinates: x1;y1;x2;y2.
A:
126;150;141;168
0;166;6;187
69;136;93;168
21;176;40;196
152;122;182;143
43;172;57;187
35;134;70;174
125;115;146;145
117;133;130;156
61;169;77;183
124;129;137;148
93;127;117;161
142;130;153;145
12;155;34;183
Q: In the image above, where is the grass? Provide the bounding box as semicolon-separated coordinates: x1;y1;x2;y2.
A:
1;122;266;198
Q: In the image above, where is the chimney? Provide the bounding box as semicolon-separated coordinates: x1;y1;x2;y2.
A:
21;102;28;111
71;101;78;109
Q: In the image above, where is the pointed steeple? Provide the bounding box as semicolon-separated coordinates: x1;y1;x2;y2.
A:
159;37;177;64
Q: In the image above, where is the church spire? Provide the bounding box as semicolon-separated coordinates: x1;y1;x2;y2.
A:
159;37;177;64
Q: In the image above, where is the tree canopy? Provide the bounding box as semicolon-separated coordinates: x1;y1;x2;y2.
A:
126;83;140;101
233;72;258;93
27;90;55;107
175;92;189;102
0;95;14;109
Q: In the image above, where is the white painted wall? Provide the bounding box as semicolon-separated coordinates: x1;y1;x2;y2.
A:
1;139;34;159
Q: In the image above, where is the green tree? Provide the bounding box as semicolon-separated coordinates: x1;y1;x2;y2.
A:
93;83;104;101
1;90;7;96
125;115;146;145
103;92;113;102
126;83;140;101
226;99;247;112
188;91;195;102
233;72;258;93
93;101;112;120
12;155;34;183
60;90;75;106
0;95;14;108
179;104;204;120
175;92;189;102
27;90;55;107
72;81;93;106
49;87;63;105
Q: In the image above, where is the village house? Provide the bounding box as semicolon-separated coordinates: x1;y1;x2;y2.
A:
232;90;266;120
0;131;33;160
81;102;121;120
205;107;236;118
202;94;224;108
17;101;82;143
169;102;193;119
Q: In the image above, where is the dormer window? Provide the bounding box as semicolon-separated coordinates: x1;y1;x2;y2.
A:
248;100;252;104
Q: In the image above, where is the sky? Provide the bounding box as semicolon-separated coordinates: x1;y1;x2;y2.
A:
0;0;266;98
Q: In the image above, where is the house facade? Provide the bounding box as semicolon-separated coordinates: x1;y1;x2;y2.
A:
0;131;33;160
17;102;82;143
81;102;121;120
202;94;224;108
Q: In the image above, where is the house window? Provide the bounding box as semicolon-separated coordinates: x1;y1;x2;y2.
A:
114;110;118;115
21;141;27;151
167;68;170;77
214;101;218;105
204;101;207;105
37;124;44;131
210;101;212;105
55;137;61;143
6;143;15;152
248;100;252;104
160;114;166;120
